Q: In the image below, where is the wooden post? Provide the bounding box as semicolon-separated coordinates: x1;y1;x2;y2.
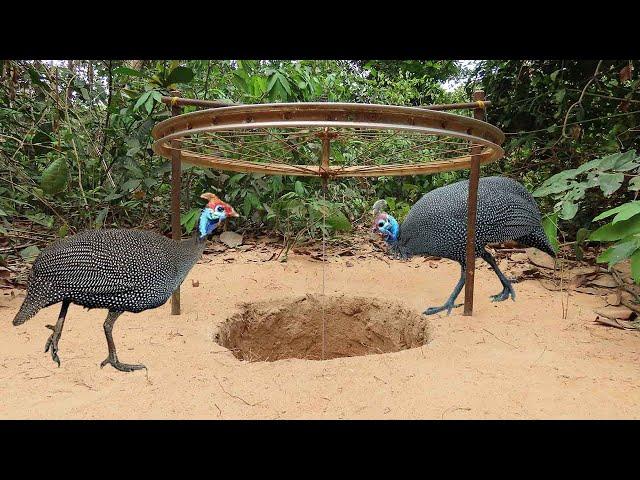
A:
170;92;183;315
463;91;486;316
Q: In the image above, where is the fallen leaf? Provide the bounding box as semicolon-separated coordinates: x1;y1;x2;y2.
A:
593;306;634;320
605;292;621;306
589;274;617;288
220;231;243;248
526;248;556;269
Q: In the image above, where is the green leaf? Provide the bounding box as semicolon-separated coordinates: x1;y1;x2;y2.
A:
554;89;566;103
57;224;69;238
590;214;640;242
326;209;352;232
40;158;68;194
95;207;109;228
612;149;638;171
613;203;640;224
113;66;146;77
593;201;640;223
294;181;305;196
629;177;640;191
550;69;560;82
165;66;194;86
598;172;624;196
596;237;640;267
121;179;141;192
576;228;590;245
180;208;200;234
20;245;41;262
26;212;54;228
134;91;151;111
542;212;559;253
559;200;578;220
144;94;154;114
631;250;640;283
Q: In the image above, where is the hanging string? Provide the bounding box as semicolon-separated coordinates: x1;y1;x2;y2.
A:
321;179;327;361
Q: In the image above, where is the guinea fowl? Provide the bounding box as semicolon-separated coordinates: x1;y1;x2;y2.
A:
12;193;238;372
372;176;555;315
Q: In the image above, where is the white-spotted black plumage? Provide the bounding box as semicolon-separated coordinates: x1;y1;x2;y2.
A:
375;176;555;315
12;196;238;372
13;229;206;325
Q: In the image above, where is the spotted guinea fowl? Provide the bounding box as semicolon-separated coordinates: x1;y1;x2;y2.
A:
12;193;238;372
372;176;555;315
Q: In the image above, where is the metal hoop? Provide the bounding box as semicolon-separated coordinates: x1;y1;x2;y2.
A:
151;102;505;177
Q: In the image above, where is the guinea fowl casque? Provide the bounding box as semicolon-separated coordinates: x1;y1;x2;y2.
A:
372;176;556;315
12;193;238;372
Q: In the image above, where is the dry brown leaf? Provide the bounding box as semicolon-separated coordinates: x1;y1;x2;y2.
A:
589;274;617;288
593;306;634;320
526;248;556;269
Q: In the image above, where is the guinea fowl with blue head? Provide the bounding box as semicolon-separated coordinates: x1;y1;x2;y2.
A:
372;176;556;315
12;192;238;372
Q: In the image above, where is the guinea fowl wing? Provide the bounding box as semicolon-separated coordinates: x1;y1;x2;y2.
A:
32;230;175;296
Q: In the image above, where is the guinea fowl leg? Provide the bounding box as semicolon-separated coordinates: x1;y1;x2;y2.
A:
423;264;465;316
100;311;146;372
481;250;516;302
44;299;70;367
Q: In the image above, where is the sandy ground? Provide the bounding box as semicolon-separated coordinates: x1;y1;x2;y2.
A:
1;246;639;419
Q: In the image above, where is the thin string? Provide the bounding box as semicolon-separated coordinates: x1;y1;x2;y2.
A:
321;181;327;361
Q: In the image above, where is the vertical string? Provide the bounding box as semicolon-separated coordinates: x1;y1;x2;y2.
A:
321;179;327;361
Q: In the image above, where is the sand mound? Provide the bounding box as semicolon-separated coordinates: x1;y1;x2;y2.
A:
215;294;431;362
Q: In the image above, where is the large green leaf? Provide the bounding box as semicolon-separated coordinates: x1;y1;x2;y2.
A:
134;91;151;111
326;209;352;232
596;237;640;267
598;172;624;196
593;201;640;224
40;158;68;194
590;214;640;242
541;212;559;253
166;66;194;86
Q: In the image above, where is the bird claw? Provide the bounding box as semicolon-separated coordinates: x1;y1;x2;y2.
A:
100;356;146;373
490;288;516;303
423;302;463;316
44;325;61;367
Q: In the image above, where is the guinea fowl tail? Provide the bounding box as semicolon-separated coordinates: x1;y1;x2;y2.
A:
516;228;557;258
13;294;43;325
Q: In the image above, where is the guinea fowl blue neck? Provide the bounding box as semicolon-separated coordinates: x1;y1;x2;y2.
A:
198;207;222;240
373;212;400;244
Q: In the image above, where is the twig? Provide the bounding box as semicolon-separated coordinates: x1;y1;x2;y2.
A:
482;328;519;349
214;376;260;407
562;60;603;138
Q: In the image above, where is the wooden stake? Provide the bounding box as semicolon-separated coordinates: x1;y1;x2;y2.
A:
463;91;486;316
170;92;183;315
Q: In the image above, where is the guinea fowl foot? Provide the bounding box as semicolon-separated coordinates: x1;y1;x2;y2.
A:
423;302;463;316
490;286;516;302
44;324;62;367
100;355;146;373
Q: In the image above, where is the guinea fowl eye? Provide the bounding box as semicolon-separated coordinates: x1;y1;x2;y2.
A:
215;205;225;213
378;221;385;227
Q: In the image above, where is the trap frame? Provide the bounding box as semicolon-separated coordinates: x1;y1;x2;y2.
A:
152;92;505;317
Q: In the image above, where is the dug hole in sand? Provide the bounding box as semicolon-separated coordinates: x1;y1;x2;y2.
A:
1;245;639;419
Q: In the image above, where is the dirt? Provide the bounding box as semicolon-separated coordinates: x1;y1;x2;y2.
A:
215;294;431;361
1;239;639;419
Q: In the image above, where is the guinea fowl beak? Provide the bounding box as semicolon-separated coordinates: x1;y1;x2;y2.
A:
228;205;239;218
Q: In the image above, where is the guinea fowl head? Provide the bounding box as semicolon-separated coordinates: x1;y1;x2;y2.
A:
198;192;239;238
372;212;399;243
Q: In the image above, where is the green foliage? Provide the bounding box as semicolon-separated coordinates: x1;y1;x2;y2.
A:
40;155;69;194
